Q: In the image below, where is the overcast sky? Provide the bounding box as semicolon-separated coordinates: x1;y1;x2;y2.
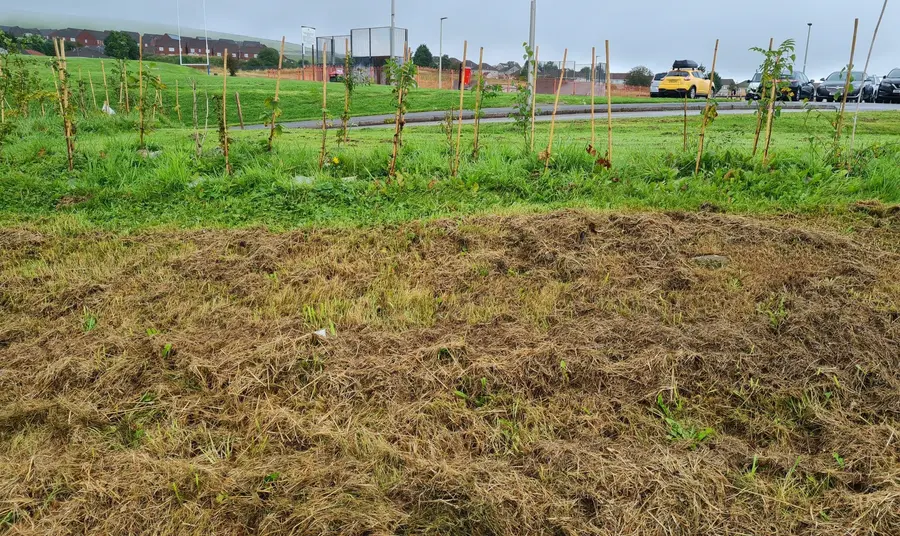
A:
4;2;895;79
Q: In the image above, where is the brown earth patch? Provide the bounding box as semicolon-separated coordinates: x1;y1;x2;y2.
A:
0;210;898;535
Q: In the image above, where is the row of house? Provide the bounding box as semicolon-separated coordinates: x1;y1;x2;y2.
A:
141;34;265;59
1;26;266;60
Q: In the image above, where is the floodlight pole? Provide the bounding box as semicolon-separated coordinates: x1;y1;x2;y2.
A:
202;0;210;74
176;0;183;66
390;0;396;59
439;17;448;89
528;0;536;93
803;23;812;74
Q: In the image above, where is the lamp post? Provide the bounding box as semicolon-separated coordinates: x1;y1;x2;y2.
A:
390;0;396;59
527;0;536;92
802;23;812;74
439;17;448;89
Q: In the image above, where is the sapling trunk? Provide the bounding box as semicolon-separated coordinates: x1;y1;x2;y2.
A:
850;1;887;158
175;80;182;122
341;38;352;143
267;36;286;152
100;60;110;109
752;38;774;157
472;47;485;160
88;72;97;110
53;38;75;171
835;19;859;147
192;80;201;157
318;42;328;169
235;92;244;129
453;41;468;177
695;39;719;175
605;41;613;163
123;62;130;113
529;46;540;153
762;58;781;164
544;48;568;172
221;49;231;175
138;35;145;149
683;96;688;151
590;46;596;151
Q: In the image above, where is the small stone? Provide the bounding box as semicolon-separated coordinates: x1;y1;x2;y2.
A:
691;255;730;269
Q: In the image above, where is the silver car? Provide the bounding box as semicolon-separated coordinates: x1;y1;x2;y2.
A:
650;72;666;98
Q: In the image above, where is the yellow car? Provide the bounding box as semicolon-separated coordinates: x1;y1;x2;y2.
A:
658;61;714;99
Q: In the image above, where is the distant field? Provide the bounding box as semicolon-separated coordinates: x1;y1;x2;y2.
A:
19;57;679;125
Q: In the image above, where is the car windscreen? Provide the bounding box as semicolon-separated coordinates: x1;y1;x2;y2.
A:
667;71;689;77
654;73;667;81
888;69;900;78
751;73;762;82
826;71;865;81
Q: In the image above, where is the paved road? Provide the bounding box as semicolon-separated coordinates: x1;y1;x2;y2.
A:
243;101;898;131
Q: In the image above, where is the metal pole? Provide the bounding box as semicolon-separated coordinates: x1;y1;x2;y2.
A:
527;0;536;92
176;0;183;66
803;23;812;74
390;0;396;59
439;17;447;90
202;0;210;74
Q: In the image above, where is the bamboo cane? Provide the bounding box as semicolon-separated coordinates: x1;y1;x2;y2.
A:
176;80;182;122
319;42;328;169
835;19;860;146
139;35;145;149
544;48;568;172
850;1;887;158
453;41;468;177
268;36;286;151
473;46;485;160
100;60;110;109
342;38;351;142
88;72;97;110
590;46;596;150
123;62;130;113
752;38;774;156
222;49;230;174
762;43;783;164
192;80;200;157
77;67;87;117
605;41;613;162
695;39;719;175
530;46;539;153
683;95;688;151
235;92;244;129
56;39;74;171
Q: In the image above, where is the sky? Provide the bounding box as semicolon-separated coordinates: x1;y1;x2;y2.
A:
3;2;896;80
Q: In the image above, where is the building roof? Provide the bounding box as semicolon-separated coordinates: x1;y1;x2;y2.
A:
67;46;108;58
53;28;84;38
91;30;111;41
720;78;737;87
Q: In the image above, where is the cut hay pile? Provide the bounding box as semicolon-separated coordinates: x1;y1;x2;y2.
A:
1;210;898;535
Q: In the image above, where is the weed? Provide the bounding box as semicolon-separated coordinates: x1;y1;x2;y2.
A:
510;42;535;152
757;293;789;332
655;393;715;447
82;308;97;332
833;452;846;469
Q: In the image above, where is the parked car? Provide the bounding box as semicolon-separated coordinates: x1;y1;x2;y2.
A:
816;71;877;102
745;73;763;100
745;71;815;101
876;68;900;103
658;60;714;99
650;72;666;98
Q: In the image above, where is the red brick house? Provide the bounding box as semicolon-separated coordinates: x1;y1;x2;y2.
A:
75;29;106;47
214;39;238;58
183;37;212;56
49;28;82;43
239;41;264;59
150;34;181;56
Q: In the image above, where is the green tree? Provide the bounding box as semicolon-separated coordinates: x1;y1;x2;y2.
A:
711;72;723;93
625;65;653;87
256;46;280;67
0;30;13;52
105;31;139;60
412;44;433;68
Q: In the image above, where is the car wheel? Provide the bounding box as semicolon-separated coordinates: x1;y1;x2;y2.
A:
687;87;696;99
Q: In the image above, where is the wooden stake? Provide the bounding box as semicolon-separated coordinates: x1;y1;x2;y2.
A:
530;46;539;153
222;49;231;174
88;72;97;110
752;38;773;156
453;40;468;177
235;92;244;129
850;1;888;156
268;36;286;151
319;42;328;169
834;18;859;146
192;80;200;157
342;38;351;142
683;95;688;151
695;39;719;175
544;48;568;172
100;60;110;109
55;38;74;171
605;41;612;162
590;46;596;150
138;35;145;149
175;80;182;122
77;67;87;117
473;46;485;160
123;62;130;113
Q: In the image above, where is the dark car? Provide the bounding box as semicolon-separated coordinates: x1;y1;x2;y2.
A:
816;71;877;102
745;71;815;101
876;68;900;103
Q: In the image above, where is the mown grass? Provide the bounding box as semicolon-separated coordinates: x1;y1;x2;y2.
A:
1;108;898;231
16;56;678;125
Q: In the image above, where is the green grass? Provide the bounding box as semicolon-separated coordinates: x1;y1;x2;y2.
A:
15;56;679;126
1;105;898;231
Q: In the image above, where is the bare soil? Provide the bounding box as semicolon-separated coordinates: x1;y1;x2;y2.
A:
1;210;898;535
